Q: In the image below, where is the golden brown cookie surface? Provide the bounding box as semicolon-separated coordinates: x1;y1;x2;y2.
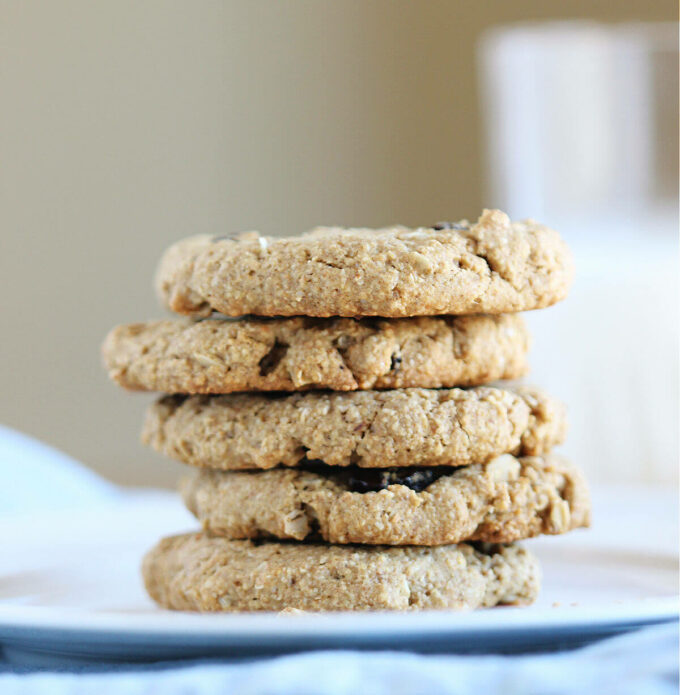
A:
155;210;573;318
143;534;540;611
143;386;565;470
180;455;590;545
102;314;529;394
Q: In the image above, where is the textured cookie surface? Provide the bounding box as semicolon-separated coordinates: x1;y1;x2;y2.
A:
156;209;572;318
102;314;528;394
144;386;565;470
181;455;590;546
143;534;540;611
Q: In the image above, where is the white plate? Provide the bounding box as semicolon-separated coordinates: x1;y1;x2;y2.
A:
0;486;677;665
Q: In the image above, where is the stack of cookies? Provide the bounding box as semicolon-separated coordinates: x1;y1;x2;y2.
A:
103;209;590;612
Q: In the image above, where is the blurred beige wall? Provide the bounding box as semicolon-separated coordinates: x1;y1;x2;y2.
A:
1;0;675;487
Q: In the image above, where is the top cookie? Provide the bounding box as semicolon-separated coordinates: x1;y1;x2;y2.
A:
156;209;573;318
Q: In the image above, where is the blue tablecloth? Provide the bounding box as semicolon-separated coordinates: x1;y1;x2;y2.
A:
1;623;677;695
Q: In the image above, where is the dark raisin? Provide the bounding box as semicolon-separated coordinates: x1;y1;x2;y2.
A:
343;467;447;493
258;340;289;376
390;354;402;371
298;460;449;493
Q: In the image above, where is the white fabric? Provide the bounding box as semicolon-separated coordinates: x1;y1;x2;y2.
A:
0;424;120;514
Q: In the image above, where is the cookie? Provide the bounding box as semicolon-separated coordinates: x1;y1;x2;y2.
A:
143;534;540;611
102;313;528;394
156;209;572;318
180;455;590;546
144;386;565;470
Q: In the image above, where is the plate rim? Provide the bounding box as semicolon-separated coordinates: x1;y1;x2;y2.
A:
0;596;677;641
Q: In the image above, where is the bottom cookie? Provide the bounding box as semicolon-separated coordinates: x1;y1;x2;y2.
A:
142;534;540;612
